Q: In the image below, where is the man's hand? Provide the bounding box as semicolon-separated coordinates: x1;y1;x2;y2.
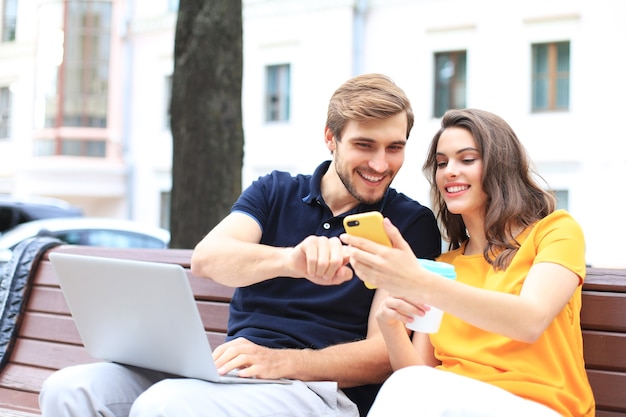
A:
286;235;354;285
213;337;297;380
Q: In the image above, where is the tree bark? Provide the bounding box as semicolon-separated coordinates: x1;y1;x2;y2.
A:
169;0;243;249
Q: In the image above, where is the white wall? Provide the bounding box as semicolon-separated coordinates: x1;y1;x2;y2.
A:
241;1;356;186
4;0;625;266
235;0;626;267
126;11;177;226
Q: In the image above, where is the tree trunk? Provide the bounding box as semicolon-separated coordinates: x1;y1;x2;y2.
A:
169;0;243;249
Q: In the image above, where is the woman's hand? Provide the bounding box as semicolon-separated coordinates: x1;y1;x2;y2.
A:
341;217;429;300
374;294;438;370
377;295;430;329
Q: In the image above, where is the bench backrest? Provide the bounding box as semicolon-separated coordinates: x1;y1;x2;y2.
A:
0;242;625;416
580;267;626;415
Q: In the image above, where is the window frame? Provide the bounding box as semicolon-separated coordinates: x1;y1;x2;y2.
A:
32;0;113;158
60;0;111;128
531;41;570;112
0;86;11;139
1;0;17;42
433;50;467;118
167;0;179;12
265;64;291;123
553;189;569;211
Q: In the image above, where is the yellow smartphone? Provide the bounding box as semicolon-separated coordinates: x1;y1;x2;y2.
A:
343;211;391;289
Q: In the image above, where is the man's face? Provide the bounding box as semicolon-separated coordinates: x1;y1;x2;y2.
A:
327;112;407;205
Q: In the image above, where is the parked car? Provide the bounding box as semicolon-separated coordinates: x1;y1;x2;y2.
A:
0;217;170;265
0;195;83;234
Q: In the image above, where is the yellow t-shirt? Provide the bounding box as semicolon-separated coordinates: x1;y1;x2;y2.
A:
433;210;595;416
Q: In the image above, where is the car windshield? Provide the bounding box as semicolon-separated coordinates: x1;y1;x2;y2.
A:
42;229;166;249
83;229;166;248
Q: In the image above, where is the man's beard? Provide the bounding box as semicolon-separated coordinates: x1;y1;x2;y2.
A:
336;165;388;206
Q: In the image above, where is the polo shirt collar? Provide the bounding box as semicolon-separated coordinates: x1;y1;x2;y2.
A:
302;160;389;213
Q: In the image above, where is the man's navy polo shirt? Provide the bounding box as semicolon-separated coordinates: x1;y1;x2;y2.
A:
227;160;441;348
226;160;440;415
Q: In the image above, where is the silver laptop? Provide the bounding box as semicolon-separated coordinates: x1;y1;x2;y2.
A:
49;252;291;384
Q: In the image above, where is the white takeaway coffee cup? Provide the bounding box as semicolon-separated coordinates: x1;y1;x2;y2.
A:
406;259;456;334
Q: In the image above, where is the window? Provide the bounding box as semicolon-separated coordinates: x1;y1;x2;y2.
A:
532;41;570;112
32;138;106;157
553;189;569;210
265;64;290;122
36;1;112;130
62;1;111;127
434;51;466;118
61;138;106;157
2;0;17;42
33;1;112;158
167;0;179;12
0;86;10;139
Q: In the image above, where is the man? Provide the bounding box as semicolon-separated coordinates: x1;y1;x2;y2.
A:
39;73;441;417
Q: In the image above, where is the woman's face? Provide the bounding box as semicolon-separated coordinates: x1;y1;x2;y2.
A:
434;127;488;218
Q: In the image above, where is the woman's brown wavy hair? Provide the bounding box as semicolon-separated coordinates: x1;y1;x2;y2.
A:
423;109;556;270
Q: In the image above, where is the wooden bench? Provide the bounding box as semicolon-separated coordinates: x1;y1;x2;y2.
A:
0;238;234;415
580;267;626;416
0;237;625;415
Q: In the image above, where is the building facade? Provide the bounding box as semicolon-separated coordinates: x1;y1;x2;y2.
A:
0;0;624;267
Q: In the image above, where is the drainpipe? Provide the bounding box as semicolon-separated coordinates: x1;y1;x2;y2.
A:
353;0;368;76
120;0;134;220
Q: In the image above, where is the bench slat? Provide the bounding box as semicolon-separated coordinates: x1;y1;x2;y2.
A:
9;339;96;371
583;331;626;372
0;386;40;415
585;269;626;293
188;275;235;302
25;287;69;315
597;412;626;417
196;302;230;333
31;262;59;287
0;363;54;395
207;332;227;348
19;312;82;345
581;292;626;332
588;369;626;413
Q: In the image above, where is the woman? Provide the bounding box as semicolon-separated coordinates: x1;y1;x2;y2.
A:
341;108;595;416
